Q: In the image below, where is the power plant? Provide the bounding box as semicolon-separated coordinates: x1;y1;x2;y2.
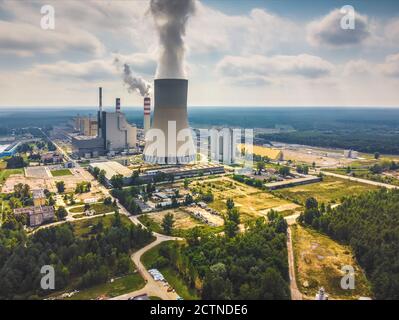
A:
143;79;196;164
72;87;137;158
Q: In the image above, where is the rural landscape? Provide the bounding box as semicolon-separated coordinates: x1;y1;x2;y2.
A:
1;0;399;307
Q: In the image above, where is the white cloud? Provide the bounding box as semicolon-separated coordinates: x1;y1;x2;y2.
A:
379;53;399;78
216;54;334;86
187;2;301;55
29;59;117;81
0;20;104;57
112;52;157;76
307;9;371;47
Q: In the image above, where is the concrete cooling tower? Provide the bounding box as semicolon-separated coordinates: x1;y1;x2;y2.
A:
143;79;195;164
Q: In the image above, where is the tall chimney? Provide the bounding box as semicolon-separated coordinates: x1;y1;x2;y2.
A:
99;87;102;112
116;98;121;113
144;96;151;135
97;87;102;137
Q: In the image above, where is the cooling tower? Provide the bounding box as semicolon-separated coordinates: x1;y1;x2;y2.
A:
143;79;195;164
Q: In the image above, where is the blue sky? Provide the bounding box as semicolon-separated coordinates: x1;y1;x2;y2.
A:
0;0;398;107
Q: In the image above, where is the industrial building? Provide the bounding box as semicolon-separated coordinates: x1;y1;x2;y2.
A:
88;161;133;187
144;163;225;182
14;205;55;227
72;88;137;158
144;79;195;164
101;98;137;151
74;115;98;136
0;142;20;158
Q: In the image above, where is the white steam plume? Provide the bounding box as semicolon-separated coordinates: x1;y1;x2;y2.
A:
150;0;195;79
114;57;151;97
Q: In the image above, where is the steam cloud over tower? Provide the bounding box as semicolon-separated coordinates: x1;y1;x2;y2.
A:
143;0;196;164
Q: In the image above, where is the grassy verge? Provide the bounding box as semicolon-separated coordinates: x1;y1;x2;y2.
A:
51;169;72;177
68;273;145;300
141;241;199;300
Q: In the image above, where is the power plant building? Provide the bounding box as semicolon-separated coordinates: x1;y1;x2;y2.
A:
72;88;137;158
101;98;137;152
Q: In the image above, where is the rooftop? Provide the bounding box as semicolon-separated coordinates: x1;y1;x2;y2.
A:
89;161;133;180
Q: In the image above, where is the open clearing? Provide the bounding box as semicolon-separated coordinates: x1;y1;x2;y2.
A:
149;208;205;230
273;175;378;205
292;224;372;300
190;177;295;221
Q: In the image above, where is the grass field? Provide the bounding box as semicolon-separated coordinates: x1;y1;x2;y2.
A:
190;177;294;221
51;169;72;177
0;168;24;185
71;213;131;238
291;224;372;300
273;175;378;205
138;210;224;238
68;273;145;300
141;241;199;300
69;203;116;215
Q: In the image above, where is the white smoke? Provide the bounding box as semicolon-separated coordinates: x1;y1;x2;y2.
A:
150;0;196;79
114;57;151;97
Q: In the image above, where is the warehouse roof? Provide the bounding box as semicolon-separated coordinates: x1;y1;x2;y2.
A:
89;161;132;180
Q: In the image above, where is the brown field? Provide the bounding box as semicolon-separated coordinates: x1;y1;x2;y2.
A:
149;208;204;230
2;166;105;198
292;224;372;300
190;177;295;221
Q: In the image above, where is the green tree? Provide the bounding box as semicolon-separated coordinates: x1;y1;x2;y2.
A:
111;174;124;189
56;181;65;193
162;213;175;235
56;206;68;220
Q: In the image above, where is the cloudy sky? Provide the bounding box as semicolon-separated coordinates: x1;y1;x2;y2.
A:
0;0;399;107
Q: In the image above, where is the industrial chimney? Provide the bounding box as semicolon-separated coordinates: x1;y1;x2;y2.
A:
116;98;121;113
143;96;151;135
98;87;102;137
143;79;196;164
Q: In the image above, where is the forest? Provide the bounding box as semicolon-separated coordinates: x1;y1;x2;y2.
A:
299;189;399;299
151;216;290;300
258;130;399;155
0;212;153;299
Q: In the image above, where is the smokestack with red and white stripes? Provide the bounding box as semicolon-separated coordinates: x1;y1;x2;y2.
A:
116;98;121;113
144;96;151;135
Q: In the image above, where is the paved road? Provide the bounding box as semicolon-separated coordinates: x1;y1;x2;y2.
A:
110;234;182;301
321;171;399;189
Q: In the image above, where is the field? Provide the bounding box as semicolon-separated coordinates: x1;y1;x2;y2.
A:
273;175;378;205
141;241;199;300
68;273;144;300
71;214;131;238
292;225;372;300
69;203;116;215
190;177;296;221
51;169;72;177
0;168;24;185
138;209;224;237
